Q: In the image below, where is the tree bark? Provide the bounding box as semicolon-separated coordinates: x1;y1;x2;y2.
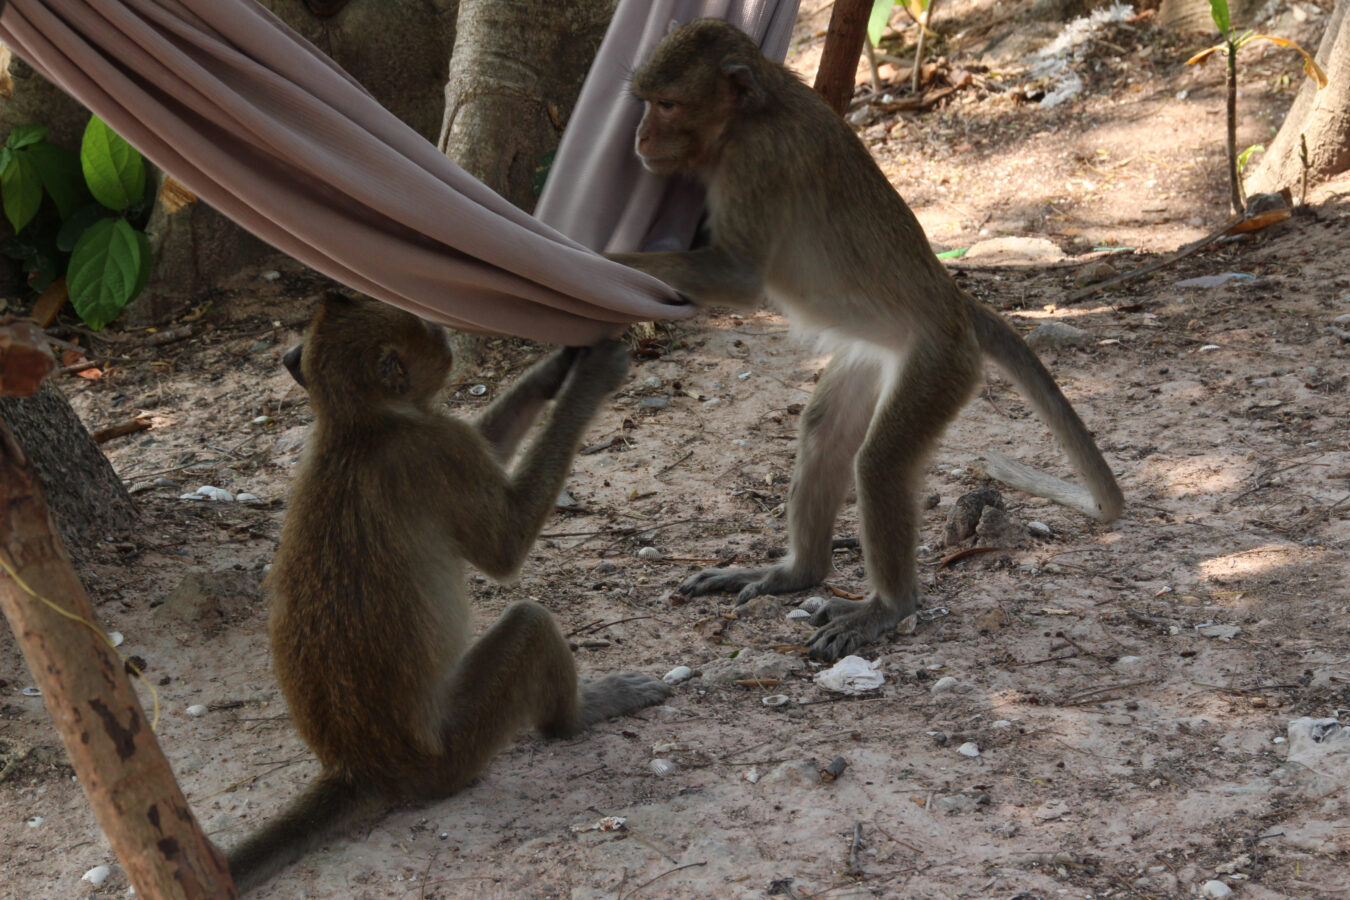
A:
0;381;136;557
0;423;235;899
439;0;617;213
1246;1;1350;196
813;0;873;115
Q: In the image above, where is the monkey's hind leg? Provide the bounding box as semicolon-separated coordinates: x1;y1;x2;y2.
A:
431;601;669;793
679;353;881;603
807;345;979;661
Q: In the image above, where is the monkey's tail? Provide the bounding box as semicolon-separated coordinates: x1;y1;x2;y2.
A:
968;298;1124;523
226;770;383;895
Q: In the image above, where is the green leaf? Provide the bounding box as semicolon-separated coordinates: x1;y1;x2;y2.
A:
0;147;11;174
935;247;968;259
26;142;88;220
57;202;109;252
67;217;142;329
868;0;896;46
81;116;145;212
6;124;49;149
1208;0;1230;35
1236;143;1265;172
532;149;556;196
1;152;44;233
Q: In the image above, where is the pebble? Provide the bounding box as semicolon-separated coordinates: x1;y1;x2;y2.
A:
152;477;179;488
956;742;981;758
109;631;124;647
82;866;111;886
662;666;693;685
636;546;661;560
1027;521;1052;537
1024;321;1091;351
931;676;959;693
260;270;281;281
1196;623;1241;640
1201;880;1233;898
1334;313;1350;325
638;396;670;410
186;704;207;717
468;384;487;396
250;415;274;426
26;816;43;827
21;686;41;697
761;694;790;707
744;766;761;784
785;608;810;620
235;493;262;504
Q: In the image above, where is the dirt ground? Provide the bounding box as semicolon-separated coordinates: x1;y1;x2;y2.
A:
3;1;1350;898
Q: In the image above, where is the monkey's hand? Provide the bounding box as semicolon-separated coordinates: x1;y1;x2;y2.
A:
560;338;630;399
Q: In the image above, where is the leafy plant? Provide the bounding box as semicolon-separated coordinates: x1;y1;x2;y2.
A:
0;115;153;329
1186;0;1326;215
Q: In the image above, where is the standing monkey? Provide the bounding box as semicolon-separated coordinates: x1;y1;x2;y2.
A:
225;294;670;893
608;20;1123;661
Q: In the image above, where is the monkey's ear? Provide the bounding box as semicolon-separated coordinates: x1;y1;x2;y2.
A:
282;344;306;388
377;347;410;395
721;62;765;111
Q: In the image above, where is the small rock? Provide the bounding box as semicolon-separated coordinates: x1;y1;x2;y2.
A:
662;666;693;685
1027;521;1052;537
109;631;124;647
235;492;262;504
638;396;670;410
931;676;960;693
962;236;1066;265
1033;800;1070;821
1175;272;1256;289
25;816;43;827
1196;623;1241;640
250;415;274;426
760;760;820;787
184;485;233;502
799;596;826;613
1333;314;1350;325
956;742;981;758
1025;321;1091;351
737;595;783;619
1114;655;1148;676
555;489;578;509
82;866;111;886
1074;260;1117;286
636;546;661;560
943;487;1004;546
186;705;207;717
1201;880;1233;898
786;608;810;620
922;492;941;510
701;649;804;684
761;694;790;707
975;505;1031;549
259;269;281;281
152;477;180;488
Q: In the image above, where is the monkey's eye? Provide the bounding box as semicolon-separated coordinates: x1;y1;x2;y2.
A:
655;99;677;111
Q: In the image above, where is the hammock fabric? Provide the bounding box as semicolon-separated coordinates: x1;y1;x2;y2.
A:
0;0;798;344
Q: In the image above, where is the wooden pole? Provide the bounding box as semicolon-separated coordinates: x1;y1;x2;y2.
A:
0;322;236;899
813;0;874;115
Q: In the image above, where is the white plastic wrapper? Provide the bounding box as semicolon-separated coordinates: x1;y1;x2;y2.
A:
813;656;885;694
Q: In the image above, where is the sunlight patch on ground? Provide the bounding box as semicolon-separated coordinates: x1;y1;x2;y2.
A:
1199;544;1308;582
1142;455;1249;498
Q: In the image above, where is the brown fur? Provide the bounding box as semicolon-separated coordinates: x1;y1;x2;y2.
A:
609;20;1123;660
226;294;670;893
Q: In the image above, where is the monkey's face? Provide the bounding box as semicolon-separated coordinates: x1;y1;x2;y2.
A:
630;20;765;175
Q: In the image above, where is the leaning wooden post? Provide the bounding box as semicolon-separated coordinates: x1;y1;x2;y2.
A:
812;0;873;114
0;321;236;899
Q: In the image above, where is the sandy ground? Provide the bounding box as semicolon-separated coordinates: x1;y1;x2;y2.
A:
3;1;1349;898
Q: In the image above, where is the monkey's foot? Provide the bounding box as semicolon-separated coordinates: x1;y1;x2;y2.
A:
679;564;822;604
578;673;672;727
806;593;915;662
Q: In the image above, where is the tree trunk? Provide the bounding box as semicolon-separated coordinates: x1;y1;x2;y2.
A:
1157;0;1265;34
813;0;872;114
439;0;617;214
1246;0;1350;196
0;382;135;557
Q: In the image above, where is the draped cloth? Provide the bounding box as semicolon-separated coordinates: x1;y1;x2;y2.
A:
0;0;798;344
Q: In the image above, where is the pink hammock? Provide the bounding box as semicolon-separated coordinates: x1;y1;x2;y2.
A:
0;0;798;344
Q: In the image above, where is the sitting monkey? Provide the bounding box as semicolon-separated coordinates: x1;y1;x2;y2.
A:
225;293;670;892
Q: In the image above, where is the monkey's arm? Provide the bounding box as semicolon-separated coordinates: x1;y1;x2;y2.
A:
607;246;764;310
475;347;579;462
452;341;628;580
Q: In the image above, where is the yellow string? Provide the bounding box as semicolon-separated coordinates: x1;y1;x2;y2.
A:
0;557;161;731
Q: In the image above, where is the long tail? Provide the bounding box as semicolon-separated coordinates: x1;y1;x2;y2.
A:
968;298;1124;523
226;770;383;895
